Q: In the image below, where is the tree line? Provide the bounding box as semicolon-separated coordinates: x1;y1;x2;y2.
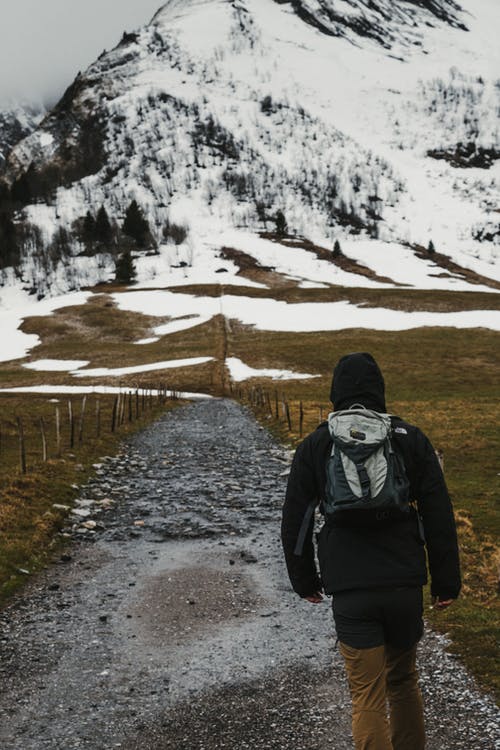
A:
0;189;190;284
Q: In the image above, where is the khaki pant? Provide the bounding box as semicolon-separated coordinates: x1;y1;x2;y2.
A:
339;642;425;750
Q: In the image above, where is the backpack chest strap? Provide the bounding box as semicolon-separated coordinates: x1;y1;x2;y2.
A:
355;461;372;501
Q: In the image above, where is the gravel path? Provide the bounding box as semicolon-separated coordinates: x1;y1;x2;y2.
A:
0;399;498;749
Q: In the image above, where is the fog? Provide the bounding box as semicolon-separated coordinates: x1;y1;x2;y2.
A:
0;0;164;106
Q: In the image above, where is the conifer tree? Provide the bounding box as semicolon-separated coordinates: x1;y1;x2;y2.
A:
122;200;150;247
115;249;136;284
428;240;435;254
95;205;113;244
0;180;11;212
82;211;96;242
332;239;342;258
11;171;32;205
275;209;287;237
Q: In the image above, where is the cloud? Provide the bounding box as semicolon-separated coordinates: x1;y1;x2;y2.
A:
0;0;163;106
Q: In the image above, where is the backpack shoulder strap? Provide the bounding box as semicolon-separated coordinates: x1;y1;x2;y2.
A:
293;500;317;556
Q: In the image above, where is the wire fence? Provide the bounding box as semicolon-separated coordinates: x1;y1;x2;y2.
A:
230;382;328;438
0;385;180;476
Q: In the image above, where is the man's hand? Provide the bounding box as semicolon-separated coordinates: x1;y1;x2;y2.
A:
304;591;324;604
431;596;455;610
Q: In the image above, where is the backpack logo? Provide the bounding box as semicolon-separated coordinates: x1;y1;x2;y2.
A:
324;407;410;517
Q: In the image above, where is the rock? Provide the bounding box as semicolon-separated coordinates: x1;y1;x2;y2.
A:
71;508;92;519
240;551;258;563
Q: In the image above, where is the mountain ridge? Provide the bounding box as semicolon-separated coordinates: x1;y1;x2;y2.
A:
273;0;468;46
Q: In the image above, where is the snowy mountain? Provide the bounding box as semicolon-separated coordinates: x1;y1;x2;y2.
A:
0;0;499;296
0;102;44;167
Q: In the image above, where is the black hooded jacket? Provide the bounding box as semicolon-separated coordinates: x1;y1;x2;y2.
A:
281;353;461;600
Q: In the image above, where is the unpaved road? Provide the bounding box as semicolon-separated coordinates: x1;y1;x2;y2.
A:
0;399;498;749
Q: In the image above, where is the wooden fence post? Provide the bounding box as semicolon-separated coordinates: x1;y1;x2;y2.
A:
111;396;118;433
119;393;126;426
17;417;27;474
78;396;87;444
299;401;304;437
95;398;101;438
55;406;61;457
266;390;273;416
285;400;292;432
39;417;47;462
68;400;74;449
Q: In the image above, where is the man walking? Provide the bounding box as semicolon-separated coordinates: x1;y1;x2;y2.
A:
281;352;461;750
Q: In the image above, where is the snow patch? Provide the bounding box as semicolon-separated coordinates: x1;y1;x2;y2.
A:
0;385;212;399
39;133;54;147
72;357;214;378
24;359;89;372
226;356;319;382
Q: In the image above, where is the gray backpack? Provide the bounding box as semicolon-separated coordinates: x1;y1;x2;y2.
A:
324;405;410;517
293;405;411;556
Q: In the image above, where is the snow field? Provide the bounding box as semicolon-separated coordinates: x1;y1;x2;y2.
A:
0;289;92;363
112;288;500;334
1;268;498;371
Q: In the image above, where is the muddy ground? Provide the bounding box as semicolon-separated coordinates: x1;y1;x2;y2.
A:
0;399;498;749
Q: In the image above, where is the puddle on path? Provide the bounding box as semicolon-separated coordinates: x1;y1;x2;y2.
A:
131;563;261;644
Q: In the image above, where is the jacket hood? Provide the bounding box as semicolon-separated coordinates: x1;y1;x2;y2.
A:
330;352;386;412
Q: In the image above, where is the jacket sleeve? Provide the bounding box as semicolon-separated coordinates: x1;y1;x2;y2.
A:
281;438;322;597
413;430;462;600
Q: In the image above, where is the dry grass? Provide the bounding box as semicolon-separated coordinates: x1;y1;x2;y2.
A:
167;282;500;312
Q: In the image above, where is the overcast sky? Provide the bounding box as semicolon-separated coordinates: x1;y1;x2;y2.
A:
0;0;164;106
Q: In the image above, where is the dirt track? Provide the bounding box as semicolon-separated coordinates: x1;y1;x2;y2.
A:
0;399;498;749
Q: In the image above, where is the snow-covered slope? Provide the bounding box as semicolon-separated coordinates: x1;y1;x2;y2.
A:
274;0;468;47
0;102;44;166
0;0;499;296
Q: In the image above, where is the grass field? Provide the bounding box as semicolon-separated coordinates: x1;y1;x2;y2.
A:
0;281;498;701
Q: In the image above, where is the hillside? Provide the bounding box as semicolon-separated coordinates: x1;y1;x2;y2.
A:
0;0;498;298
